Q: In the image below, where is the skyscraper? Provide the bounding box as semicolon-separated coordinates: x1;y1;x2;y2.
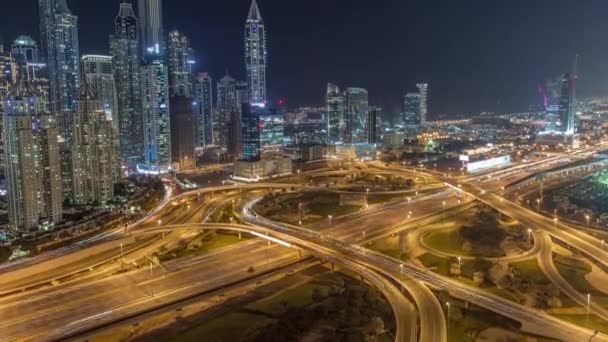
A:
4;78;62;231
403;92;421;126
37;0;56;61
10;36;49;106
110;0;143;163
46;0;80;143
11;36;41;64
170;96;196;170
142;52;171;168
545;72;576;134
326;83;345;144
193;72;213;147
81;55;118;125
345;87;369;143
71;81;117;206
227;109;243;159
241;103;262;161
417;83;428;125
244;0;267;104
138;0;164;56
168;30;194;97
217;74;237;147
366;106;381;144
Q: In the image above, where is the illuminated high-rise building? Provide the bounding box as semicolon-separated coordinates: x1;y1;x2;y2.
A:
46;0;80;143
417;83;428;125
4;78;62;231
217;74;237;147
138;0;164;56
241;103;262;161
345;87;368;143
193;72;213;147
10;36;49;105
81;55;118;125
366;106;381;143
403;92;421;126
142;52;171;169
168;30;194;97
110;0;144;163
244;0;267;104
71;82;117;206
326;83;345;144
169;96;196;170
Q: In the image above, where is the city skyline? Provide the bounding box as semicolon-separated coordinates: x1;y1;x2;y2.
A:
2;0;607;118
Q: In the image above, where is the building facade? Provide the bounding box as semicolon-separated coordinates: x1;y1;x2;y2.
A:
345;87;369;143
403;92;421;126
81;55;118;125
193;72;213;147
142;52;171;168
167;30;194;97
169;96;196;170
244;0;267;104
71;82;117;206
111;1;144;163
216;74;237;147
241;103;262;160
417;83;428;125
47;0;80;143
326;83;345;144
4;79;62;231
138;0;164;56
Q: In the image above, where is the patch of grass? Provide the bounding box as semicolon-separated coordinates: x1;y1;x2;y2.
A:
169;312;272;342
510;260;551;285
423;229;469;256
308;202;361;217
448;307;520;341
418;253;450;276
553;314;608;334
246;282;321;315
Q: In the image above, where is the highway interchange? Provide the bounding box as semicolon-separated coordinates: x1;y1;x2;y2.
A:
1;144;608;342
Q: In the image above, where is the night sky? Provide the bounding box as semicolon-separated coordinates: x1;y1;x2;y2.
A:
2;0;608;120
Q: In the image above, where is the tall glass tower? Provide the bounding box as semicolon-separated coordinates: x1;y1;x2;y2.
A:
168;30;194;97
326;83;345;143
138;0;164;56
194;73;213;147
244;0;267;105
142;52;171;168
110;0;144;163
45;0;80;143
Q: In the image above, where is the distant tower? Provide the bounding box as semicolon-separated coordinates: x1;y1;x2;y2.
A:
47;0;80;143
138;0;164;56
111;0;144;163
71;81;117;206
244;0;267;104
417;83;428;125
366;107;381;144
167;30;194;97
193;73;213;147
403;92;421;127
141;52;171;168
4;78;63;231
326;83;345;144
241;104;263;161
345;87;369;143
81;55;118;125
170;96;196;170
217;74;237;147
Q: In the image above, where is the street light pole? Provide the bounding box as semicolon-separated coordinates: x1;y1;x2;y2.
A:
587;293;591;328
446;302;451;335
